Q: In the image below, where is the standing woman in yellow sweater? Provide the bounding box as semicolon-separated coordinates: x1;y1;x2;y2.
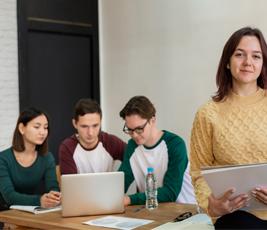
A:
190;27;267;229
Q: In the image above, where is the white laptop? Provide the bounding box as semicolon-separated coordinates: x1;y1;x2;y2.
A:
61;171;125;217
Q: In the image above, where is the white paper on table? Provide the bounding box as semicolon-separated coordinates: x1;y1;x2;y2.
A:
152;214;214;230
83;215;153;230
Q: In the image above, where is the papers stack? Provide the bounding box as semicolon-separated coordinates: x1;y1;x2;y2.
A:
83;216;153;230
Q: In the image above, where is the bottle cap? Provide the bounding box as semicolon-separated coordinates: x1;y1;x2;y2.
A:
147;167;154;173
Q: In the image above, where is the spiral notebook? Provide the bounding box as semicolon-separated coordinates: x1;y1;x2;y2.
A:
10;205;62;214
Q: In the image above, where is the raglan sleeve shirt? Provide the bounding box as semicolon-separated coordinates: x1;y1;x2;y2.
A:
120;135;189;205
154;135;188;203
118;140;136;194
100;132;126;162
59;136;78;174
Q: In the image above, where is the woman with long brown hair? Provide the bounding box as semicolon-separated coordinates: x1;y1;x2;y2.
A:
0;107;60;210
190;27;267;228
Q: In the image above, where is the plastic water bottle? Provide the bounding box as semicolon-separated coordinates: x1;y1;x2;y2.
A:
145;167;158;210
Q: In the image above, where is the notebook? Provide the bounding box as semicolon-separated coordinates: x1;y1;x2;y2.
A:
61;171;125;217
10;205;62;214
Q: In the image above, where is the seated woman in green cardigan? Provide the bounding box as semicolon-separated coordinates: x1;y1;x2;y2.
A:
0;107;61;210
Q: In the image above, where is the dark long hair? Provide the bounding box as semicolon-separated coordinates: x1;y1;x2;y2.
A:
12;107;50;155
212;27;267;102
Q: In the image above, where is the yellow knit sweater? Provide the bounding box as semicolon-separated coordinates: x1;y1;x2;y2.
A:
190;88;267;213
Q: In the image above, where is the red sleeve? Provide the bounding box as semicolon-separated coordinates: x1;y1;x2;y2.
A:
58;136;78;174
100;131;126;161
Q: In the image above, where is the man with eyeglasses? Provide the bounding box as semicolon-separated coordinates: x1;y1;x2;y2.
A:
59;98;126;174
119;96;196;206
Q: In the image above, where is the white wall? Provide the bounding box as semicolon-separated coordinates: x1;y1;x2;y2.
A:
99;0;267;148
1;0;267;151
0;0;19;151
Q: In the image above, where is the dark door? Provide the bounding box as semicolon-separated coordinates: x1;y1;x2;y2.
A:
17;0;99;162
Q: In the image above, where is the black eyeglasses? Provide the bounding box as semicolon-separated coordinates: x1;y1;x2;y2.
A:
173;211;192;222
123;120;149;135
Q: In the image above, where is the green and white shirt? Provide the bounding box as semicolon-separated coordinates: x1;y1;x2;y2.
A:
119;130;196;205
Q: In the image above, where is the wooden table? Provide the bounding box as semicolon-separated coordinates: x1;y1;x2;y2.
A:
0;203;197;229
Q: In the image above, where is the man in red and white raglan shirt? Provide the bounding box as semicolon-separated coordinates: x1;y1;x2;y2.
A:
59;98;126;174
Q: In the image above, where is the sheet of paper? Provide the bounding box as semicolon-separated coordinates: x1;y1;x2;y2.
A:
83;215;153;230
152;214;214;230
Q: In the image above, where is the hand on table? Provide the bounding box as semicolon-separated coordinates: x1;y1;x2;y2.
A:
40;190;61;208
123;195;131;206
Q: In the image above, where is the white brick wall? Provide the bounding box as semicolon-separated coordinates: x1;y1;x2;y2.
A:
0;0;19;151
